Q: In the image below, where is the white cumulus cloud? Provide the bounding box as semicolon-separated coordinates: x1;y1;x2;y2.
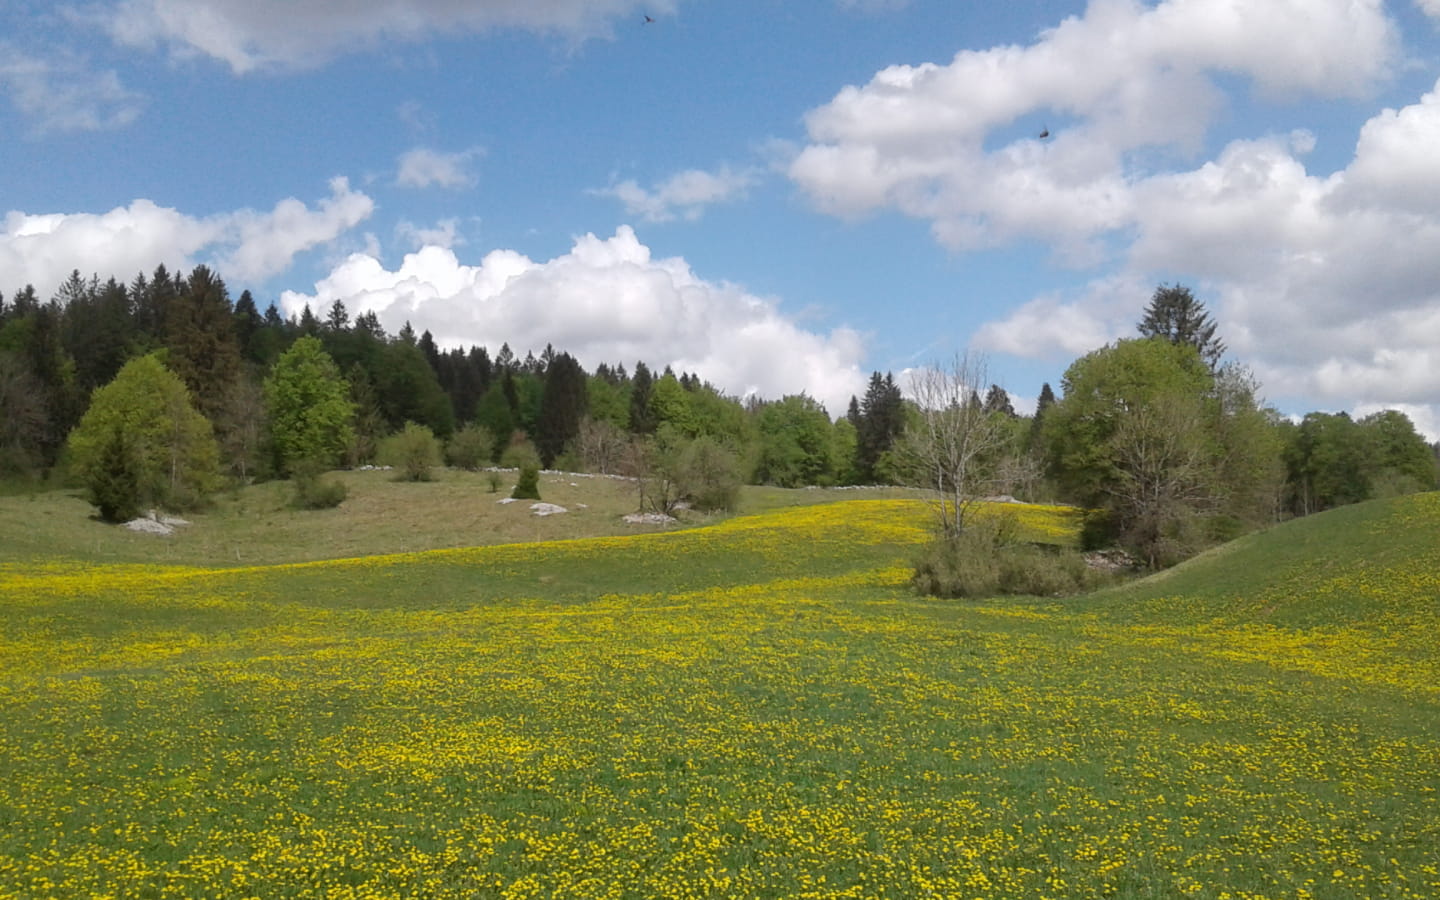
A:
0;178;374;298
280;226;867;414
789;0;1397;251
594;165;759;223
101;0;677;73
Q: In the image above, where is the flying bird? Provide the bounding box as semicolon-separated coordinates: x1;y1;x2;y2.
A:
644;14;655;23
1038;125;1051;140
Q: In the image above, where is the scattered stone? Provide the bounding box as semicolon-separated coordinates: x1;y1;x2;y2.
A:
623;512;677;525
496;497;518;505
124;517;173;536
531;503;568;516
1084;549;1138;571
123;510;193;536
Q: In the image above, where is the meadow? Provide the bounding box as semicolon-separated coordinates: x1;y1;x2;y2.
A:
0;483;1436;899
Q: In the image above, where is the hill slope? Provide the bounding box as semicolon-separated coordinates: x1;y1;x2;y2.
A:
0;496;1435;899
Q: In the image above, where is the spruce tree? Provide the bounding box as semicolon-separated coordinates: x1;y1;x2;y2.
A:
1138;284;1226;371
165;265;242;422
855;371;905;483
983;384;1016;417
536;352;589;467
629;361;656;434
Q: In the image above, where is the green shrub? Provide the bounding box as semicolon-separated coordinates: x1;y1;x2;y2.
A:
678;436;743;512
913;516;1104;598
511;465;542;501
499;438;542;472
486;471;502;493
290;460;347;510
378;422;442;482
446;425;494;471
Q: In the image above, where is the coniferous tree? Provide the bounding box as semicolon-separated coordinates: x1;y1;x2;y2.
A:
536;352;589;467
983;384;1016;417
325;299;350;332
299;305;322;336
165;265;242;422
855;371;905;483
1138;284;1226;371
629;361;656;434
1028;382;1057;451
474;382;516;461
232;290;265;365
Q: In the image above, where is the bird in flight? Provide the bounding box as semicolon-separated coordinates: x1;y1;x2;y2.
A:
644;14;655;23
1038;125;1051;140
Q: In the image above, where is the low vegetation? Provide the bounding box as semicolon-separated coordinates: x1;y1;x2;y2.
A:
2;489;1437;897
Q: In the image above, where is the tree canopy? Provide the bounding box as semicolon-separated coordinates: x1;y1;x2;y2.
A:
67;353;221;520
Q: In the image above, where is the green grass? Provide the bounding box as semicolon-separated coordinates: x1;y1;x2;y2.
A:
0;470;923;568
0;493;1436;898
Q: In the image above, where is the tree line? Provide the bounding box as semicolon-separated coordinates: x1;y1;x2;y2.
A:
1;269;1434;568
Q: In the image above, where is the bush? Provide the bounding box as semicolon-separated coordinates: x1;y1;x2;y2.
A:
913;516;1104;598
378;422;442;482
446;425;494;471
499;438;542;472
678;436;742;512
486;471;503;493
511;465;541;501
290;460;347;510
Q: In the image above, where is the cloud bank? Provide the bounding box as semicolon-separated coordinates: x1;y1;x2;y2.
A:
281;226;867;414
0;178;373;298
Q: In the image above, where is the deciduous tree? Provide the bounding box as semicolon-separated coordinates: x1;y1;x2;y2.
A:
264;336;355;474
67;353;221;518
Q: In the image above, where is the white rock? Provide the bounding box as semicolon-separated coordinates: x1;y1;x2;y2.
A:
623;512;677;525
531;503;568;516
497;497;518;504
125;517;174;536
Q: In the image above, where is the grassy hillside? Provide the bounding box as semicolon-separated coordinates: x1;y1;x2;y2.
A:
0;495;1436;898
0;470;925;567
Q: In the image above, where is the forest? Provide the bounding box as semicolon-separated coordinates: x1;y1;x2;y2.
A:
1;265;1435;571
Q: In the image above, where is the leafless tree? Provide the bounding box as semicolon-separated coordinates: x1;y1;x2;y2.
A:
894;353;1012;538
1106;394;1214;568
575;416;629;475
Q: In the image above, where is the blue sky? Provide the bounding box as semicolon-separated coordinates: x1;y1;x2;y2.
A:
4;0;1440;434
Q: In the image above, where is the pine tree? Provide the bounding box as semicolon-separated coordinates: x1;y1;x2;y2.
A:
1138;284;1226;371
